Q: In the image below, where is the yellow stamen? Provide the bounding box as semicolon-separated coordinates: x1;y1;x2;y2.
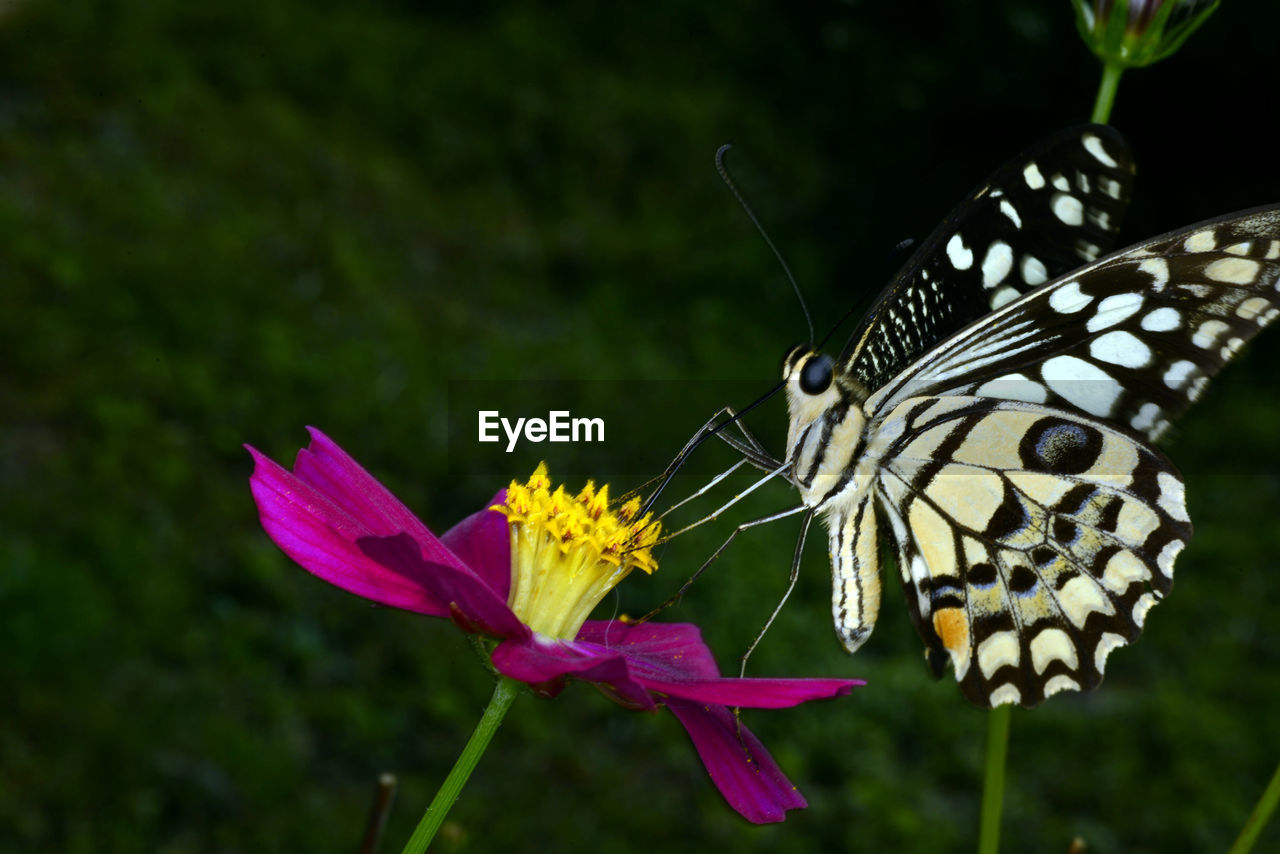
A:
493;463;661;639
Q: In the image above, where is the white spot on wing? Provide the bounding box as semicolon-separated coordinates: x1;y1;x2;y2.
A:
1163;359;1196;390
1156;539;1183;579
1023;162;1045;190
1205;257;1261;284
990;285;1020;309
1157;471;1189;522
978;631;1020;678
1052;193;1084;226
974;373;1049;403
1048;281;1091;314
947;233;974;270
1041;355;1122;416
1131;401;1162;433
1192;319;1229;349
1030;628;1078;674
1090;329;1152;367
1094;632;1127;673
1020;254;1047;285
1237;296;1272;321
989;684;1022;707
1133;592;1157;627
1184;229;1217;252
1043;674;1081;697
999;199;1022;229
1085;292;1144;332
1188;375;1209;401
1101;550;1147;594
982;241;1014;288
1083;132;1118;167
1140;306;1180;331
1058;575;1116;628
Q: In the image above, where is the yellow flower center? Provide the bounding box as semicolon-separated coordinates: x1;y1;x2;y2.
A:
494;463;661;639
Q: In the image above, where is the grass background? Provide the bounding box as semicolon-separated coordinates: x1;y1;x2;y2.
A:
3;1;1280;852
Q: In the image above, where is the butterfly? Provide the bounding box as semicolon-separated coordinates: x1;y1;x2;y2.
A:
775;124;1280;708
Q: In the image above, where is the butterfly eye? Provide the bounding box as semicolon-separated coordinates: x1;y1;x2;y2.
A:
799;353;834;395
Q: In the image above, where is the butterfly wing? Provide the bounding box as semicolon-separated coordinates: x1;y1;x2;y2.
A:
840;125;1135;393
868;395;1190;708
866;206;1280;437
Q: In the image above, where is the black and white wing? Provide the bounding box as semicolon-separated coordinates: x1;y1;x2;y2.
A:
860;205;1280;707
840;125;1135;394
867;206;1280;437
867;395;1189;707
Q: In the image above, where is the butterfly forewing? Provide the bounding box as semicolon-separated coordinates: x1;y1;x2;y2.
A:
839;125;1135;393
867;395;1190;707
866;207;1280;439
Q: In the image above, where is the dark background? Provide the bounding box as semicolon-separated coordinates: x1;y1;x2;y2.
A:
4;1;1280;852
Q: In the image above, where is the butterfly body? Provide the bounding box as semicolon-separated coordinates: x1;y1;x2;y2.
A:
778;125;1280;707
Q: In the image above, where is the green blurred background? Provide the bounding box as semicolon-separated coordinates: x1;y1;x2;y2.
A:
4;1;1280;851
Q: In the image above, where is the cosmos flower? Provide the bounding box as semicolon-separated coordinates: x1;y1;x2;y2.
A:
1071;0;1219;67
247;429;860;823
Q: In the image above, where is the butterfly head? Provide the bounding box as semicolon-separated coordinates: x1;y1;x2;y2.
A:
781;345;840;450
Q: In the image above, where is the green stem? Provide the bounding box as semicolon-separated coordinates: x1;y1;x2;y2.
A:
1227;760;1280;854
1091;60;1125;125
977;704;1012;854
399;676;522;854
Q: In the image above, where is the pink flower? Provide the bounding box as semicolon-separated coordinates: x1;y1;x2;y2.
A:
247;428;860;823
1072;0;1219;66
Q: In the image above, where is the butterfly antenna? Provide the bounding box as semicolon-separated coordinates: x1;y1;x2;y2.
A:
716;144;815;347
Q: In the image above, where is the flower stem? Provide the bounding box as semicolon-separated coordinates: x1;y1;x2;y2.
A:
1090;60;1125;125
977;704;1012;854
1227;759;1280;854
399;676;522;854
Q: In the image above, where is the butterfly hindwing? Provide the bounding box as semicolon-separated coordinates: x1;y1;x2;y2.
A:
868;395;1190;707
839;125;1135;393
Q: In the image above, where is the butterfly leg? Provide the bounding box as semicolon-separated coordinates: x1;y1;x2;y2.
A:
635;502;809;624
639;405;783;516
738;508;814;675
712;406;783;472
654;458;751;524
650;458;791;545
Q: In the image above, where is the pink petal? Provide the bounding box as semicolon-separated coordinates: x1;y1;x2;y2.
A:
576;621;861;708
439;491;513;600
490;635;656;709
665;698;806;824
248;445;451;617
290;428;473;575
358;533;528;641
575;621;719;676
494;621;857;709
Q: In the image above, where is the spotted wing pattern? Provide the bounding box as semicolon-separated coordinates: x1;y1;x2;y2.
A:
839;125;1135;393
867;207;1280;438
851;207;1280;707
866;395;1189;707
